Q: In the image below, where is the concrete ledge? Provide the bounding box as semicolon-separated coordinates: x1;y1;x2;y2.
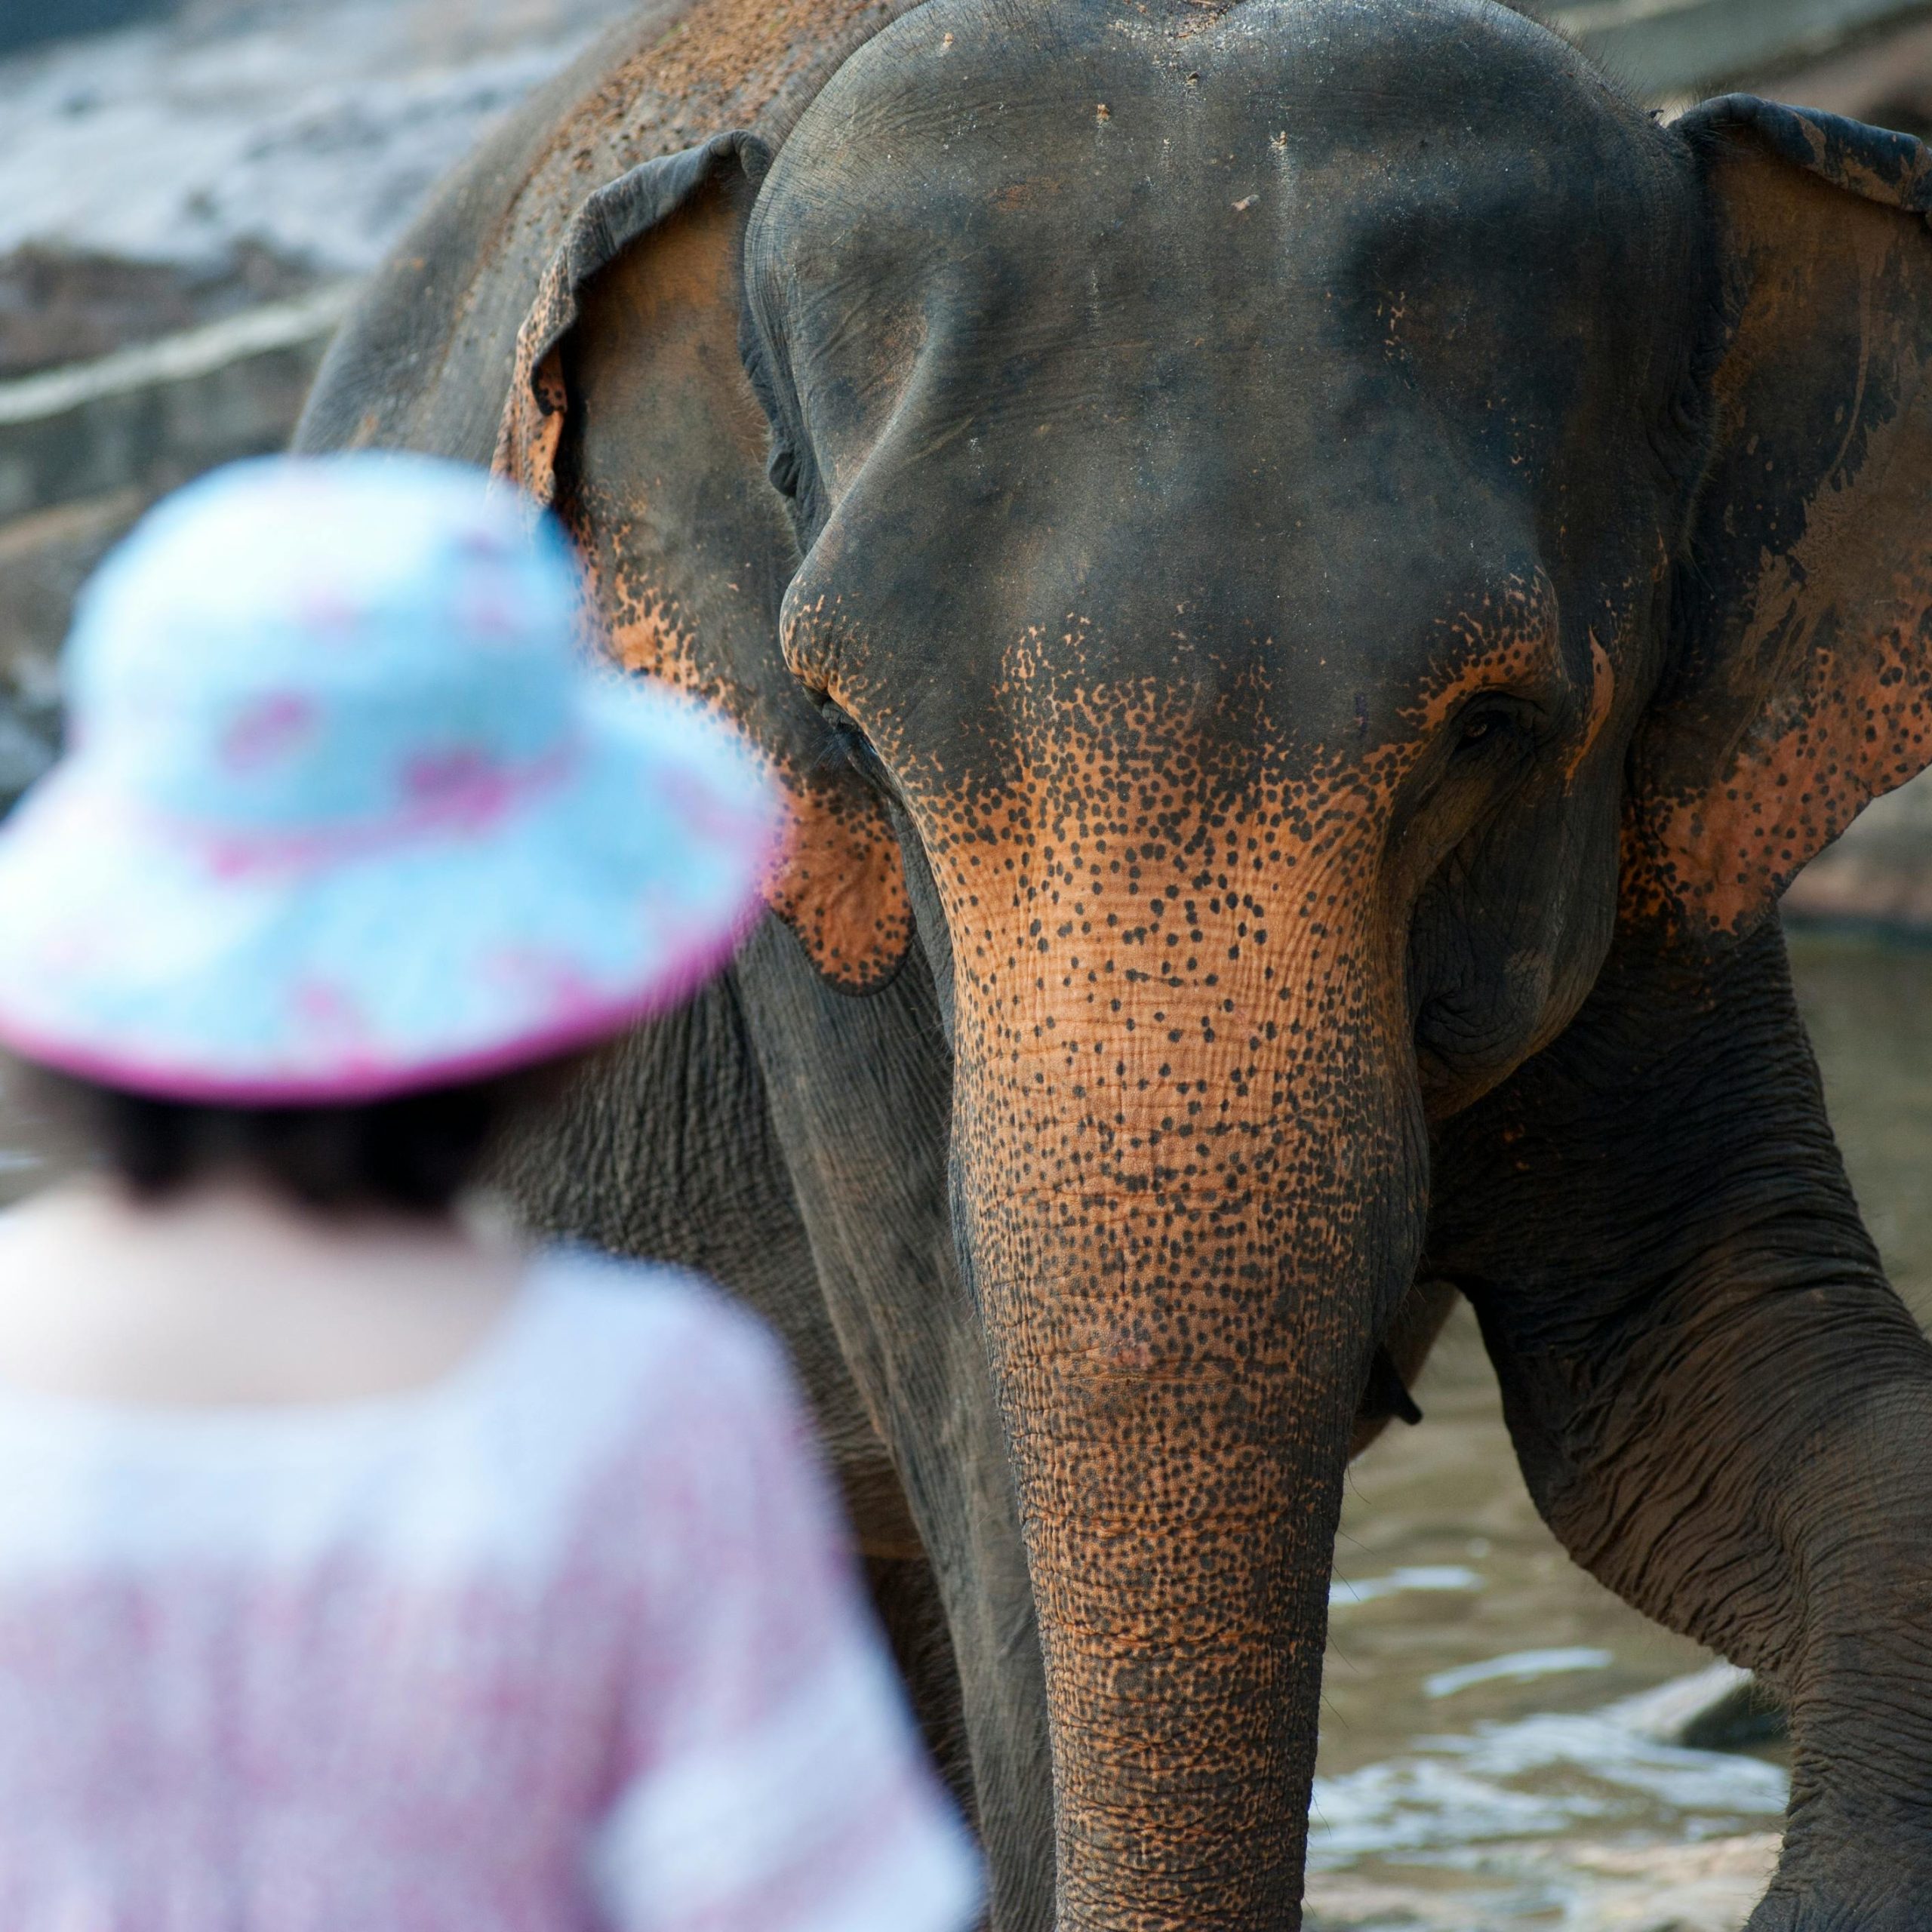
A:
0;284;358;523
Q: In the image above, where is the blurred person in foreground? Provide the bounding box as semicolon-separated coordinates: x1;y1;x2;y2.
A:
0;454;980;1932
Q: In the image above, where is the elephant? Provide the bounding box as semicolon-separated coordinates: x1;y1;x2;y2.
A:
296;0;1932;1924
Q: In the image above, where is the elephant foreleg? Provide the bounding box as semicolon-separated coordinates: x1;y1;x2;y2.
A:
1427;919;1932;1930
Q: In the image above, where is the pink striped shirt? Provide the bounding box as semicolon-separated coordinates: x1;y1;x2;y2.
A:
0;1252;980;1932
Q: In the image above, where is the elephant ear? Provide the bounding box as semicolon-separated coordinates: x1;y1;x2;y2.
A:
1624;96;1932;944
494;133;913;994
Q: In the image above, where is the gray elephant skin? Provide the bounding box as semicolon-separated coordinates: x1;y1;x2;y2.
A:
297;2;1932;1926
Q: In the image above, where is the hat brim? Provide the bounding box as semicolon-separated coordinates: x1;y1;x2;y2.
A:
0;682;780;1103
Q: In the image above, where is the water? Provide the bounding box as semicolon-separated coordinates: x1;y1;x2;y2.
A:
1312;931;1932;1930
0;933;1924;1929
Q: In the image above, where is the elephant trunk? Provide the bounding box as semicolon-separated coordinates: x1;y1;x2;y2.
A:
948;832;1427;1928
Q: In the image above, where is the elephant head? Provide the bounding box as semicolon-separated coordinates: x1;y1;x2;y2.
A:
497;1;1932;1920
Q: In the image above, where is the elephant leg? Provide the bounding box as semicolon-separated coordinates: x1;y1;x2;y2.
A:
734;918;1055;1932
484;958;924;1571
1428;919;1932;1929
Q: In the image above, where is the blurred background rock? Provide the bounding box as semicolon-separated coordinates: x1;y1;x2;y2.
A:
0;0;644;800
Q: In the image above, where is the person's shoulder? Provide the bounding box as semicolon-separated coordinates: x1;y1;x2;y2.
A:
520;1243;795;1420
0;1189;86;1286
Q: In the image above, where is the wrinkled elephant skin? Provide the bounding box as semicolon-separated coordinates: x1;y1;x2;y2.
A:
300;3;1932;1927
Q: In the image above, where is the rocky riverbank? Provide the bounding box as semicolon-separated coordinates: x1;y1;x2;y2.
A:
0;0;645;808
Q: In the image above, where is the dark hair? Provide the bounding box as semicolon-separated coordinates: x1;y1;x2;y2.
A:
27;1061;578;1217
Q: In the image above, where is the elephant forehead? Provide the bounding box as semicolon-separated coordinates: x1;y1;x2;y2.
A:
753;0;1696;724
758;0;1684;295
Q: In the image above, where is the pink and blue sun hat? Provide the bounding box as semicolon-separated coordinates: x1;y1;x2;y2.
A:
0;454;778;1102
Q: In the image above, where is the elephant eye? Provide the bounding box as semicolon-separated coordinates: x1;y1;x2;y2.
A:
816;694;895;795
1451;699;1533;758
